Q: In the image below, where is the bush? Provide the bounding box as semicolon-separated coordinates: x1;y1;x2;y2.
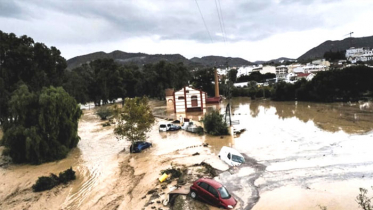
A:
96;106;113;120
58;167;76;184
32;174;59;192
202;110;229;136
32;167;76;192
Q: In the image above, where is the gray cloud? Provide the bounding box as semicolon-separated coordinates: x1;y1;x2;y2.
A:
2;0;341;44
0;0;371;60
0;0;27;18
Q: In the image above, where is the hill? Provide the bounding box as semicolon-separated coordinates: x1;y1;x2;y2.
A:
253;57;296;65
66;50;193;69
190;56;253;67
67;51;253;69
298;36;373;61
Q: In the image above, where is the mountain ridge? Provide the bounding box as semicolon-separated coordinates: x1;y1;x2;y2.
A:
298;35;373;61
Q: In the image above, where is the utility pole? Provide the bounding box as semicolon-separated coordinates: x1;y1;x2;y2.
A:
224;58;232;126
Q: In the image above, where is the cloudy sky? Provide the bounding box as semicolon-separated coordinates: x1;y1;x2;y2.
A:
1;0;373;61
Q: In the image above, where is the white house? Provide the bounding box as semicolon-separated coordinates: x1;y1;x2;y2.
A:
276;65;288;81
261;65;276;74
173;86;206;113
346;47;373;63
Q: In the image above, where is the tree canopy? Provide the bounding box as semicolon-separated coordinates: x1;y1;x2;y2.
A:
0;31;81;164
63;60;192;104
237;71;276;83
2;85;82;164
0;31;67;124
203;110;229;136
272;66;373;102
114;97;155;145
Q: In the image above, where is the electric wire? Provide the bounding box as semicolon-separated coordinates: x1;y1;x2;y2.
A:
194;0;214;44
217;0;227;42
214;0;226;43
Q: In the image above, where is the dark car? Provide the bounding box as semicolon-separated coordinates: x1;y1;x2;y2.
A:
167;124;181;131
129;141;152;153
190;178;237;209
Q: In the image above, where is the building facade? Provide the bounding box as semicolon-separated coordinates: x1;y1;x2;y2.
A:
173;86;206;113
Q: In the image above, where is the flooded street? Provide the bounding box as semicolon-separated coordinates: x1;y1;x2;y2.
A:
155;97;373;209
1;97;373;210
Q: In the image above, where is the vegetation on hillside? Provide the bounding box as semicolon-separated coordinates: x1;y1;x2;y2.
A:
237;71;276;83
272;66;373;102
323;50;346;61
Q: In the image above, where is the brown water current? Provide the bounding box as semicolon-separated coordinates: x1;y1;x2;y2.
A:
0;98;373;210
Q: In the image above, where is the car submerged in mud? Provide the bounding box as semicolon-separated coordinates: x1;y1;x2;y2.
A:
159;122;181;132
218;146;245;167
190;178;237;209
129;141;152;153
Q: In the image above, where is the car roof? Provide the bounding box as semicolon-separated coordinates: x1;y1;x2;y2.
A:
221;146;243;157
197;178;222;189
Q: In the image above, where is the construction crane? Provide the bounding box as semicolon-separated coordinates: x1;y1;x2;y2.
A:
345;32;354;38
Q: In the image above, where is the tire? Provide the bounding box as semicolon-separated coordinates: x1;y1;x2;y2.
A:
190;191;197;199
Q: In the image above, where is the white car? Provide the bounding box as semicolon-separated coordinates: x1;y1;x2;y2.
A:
159;122;169;132
218;146;245;166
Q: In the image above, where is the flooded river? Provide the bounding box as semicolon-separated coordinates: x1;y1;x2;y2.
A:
1;97;373;210
154;97;373;210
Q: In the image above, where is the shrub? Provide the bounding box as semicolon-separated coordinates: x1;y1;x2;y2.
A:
96;106;113;120
32;174;59;192
32;167;76;192
58;167;76;184
202;110;229;136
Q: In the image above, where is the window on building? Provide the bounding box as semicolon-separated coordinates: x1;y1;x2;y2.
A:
178;96;185;100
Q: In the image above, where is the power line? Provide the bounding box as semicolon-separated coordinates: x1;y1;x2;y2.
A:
214;0;226;43
217;0;227;41
194;0;213;44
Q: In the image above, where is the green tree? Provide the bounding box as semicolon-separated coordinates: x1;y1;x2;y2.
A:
0;31;67;124
227;69;238;82
2;85;82;164
191;68;215;96
114;97;155;148
202;110;229;135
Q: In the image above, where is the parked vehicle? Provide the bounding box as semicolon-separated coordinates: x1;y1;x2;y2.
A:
167;124;181;131
190;178;237;209
159;122;181;132
130;141;152;153
218;146;245;166
181;121;200;133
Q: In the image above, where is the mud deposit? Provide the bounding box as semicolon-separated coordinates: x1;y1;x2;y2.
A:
1;98;373;210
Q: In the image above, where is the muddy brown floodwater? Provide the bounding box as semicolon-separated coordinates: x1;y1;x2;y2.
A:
1;97;373;210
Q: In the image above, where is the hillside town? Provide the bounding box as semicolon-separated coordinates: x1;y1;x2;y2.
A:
213;47;373;87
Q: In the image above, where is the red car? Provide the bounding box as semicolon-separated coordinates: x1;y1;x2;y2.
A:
190;178;237;209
